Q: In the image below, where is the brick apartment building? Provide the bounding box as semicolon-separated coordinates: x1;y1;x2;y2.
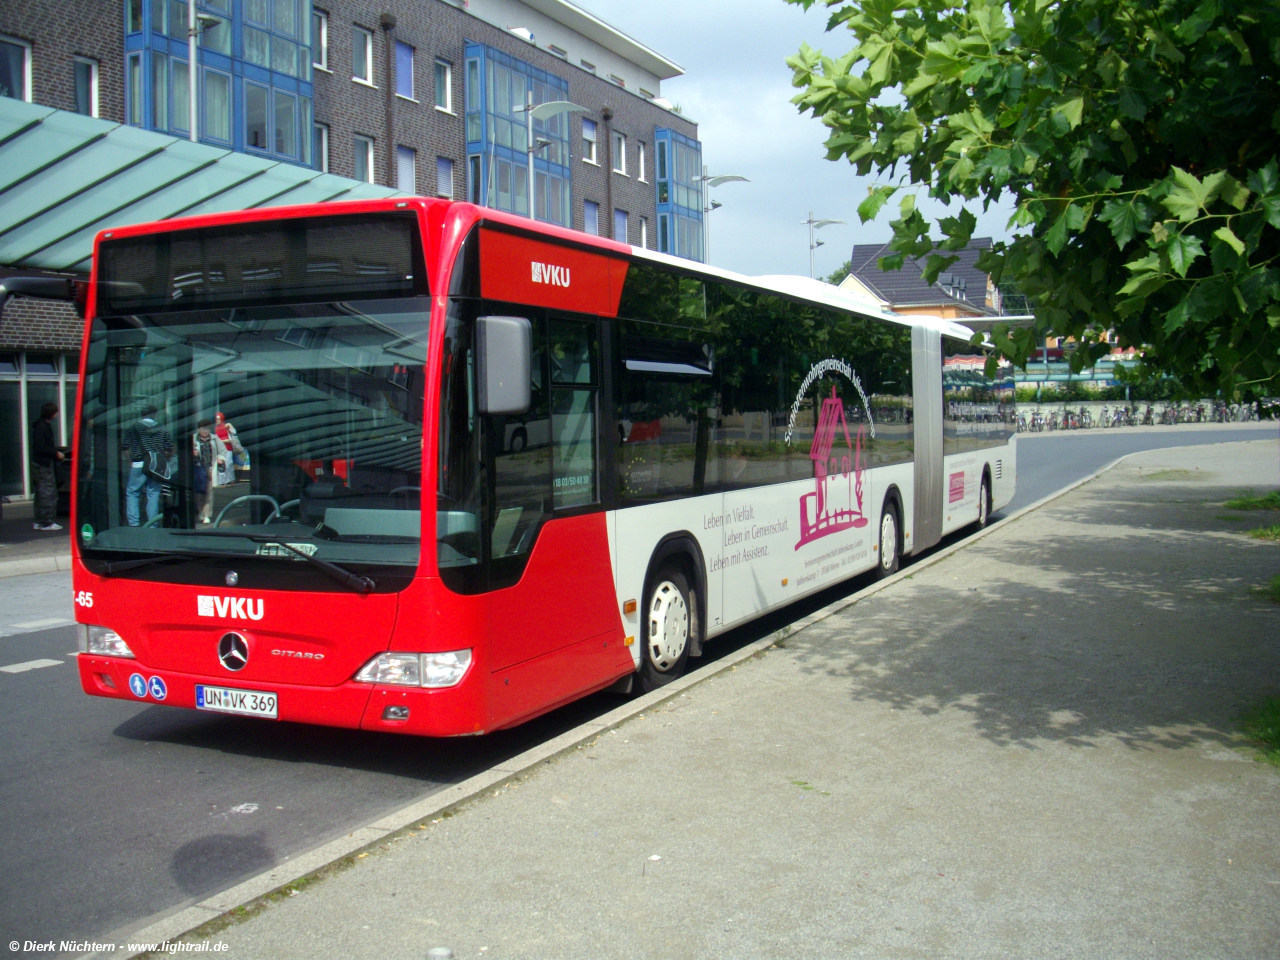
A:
0;0;701;498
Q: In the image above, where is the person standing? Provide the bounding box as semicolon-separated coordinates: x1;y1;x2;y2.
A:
192;418;223;523
30;401;65;532
213;411;240;486
121;405;174;526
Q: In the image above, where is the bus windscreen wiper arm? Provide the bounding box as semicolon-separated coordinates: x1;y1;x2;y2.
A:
100;551;228;574
179;530;376;593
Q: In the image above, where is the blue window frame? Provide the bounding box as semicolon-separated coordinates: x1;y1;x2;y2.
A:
463;41;572;226
654;128;704;262
123;0;312;165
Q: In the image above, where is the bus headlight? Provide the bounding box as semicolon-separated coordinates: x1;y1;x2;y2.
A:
78;624;135;659
354;650;472;688
421;649;472;688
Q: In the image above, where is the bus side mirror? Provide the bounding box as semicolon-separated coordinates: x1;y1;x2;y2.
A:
476;315;531;415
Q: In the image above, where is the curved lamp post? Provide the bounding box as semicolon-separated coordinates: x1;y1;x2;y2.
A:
803;211;845;279
696;169;749;264
517;96;587;219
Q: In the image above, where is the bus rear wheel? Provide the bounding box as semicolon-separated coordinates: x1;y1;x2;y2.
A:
640;567;692;693
976;474;991;529
874;501;900;579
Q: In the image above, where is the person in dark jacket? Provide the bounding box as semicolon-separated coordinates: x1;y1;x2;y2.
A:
30;401;64;531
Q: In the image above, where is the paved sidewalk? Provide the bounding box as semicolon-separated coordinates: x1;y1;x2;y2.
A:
0;499;73;578
133;440;1280;957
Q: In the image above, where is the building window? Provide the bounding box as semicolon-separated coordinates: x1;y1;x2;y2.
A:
639;87;655;100
127;53;142;124
582;118;597;163
434;59;451;112
204;68;231;141
467;155;481;203
395;41;414;99
612;131;626;174
312;10;328;69
547;45;567;60
613;209;628;243
152;52;191;133
637;141;646;182
580;59;595;75
464;43;571;223
0;351;80;499
354;135;374;182
654;128;705;261
274;89;297;157
1;36;33;102
639;216;648;248
246;82;268;149
584;201;599;236
396;145;415;192
608;74;626;88
437;156;454;197
127;0;143;33
353;26;373;84
73;58;99;117
313;122;329;171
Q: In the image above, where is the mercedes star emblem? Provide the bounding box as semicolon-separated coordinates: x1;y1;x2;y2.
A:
217;632;249;672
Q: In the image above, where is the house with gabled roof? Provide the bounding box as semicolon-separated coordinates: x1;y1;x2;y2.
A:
839;237;1002;320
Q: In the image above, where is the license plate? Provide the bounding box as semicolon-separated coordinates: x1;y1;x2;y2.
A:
195;684;278;719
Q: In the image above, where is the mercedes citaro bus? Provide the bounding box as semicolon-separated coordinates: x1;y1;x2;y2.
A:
58;197;1014;736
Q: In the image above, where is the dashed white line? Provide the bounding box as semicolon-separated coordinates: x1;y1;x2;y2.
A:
0;658;64;674
10;618;73;630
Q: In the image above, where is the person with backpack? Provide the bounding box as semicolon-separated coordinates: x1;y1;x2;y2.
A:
121;405;174;526
30;401;66;532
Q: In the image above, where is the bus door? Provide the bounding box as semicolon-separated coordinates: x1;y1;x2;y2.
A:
485;311;622;677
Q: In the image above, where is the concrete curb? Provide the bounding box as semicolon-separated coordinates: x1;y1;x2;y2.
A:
0;552;72;579
81;438;1271;959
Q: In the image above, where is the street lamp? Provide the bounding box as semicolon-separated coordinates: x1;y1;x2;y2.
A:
187;2;222;142
516;94;587;219
696;167;748;264
803;211;845;279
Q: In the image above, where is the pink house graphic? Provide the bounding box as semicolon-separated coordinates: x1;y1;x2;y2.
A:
796;386;868;549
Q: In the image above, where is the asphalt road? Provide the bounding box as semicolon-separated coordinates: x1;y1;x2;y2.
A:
1;422;1275;949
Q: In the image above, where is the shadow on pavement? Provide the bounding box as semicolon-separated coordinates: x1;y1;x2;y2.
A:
786;478;1280;752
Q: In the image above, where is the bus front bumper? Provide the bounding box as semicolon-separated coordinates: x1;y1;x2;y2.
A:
76;655;487;737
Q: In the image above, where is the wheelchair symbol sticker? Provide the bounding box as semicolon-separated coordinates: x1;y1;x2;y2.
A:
128;673;147;698
148;676;168;701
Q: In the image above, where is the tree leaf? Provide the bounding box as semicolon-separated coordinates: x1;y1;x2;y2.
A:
856;185;897;224
1217;174;1251;211
1053;95;1084;129
1213;226;1245;256
1165;232;1205;277
1162;167;1206;222
1044;206;1073;255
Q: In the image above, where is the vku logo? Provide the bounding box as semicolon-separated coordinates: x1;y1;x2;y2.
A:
197;595;265;621
531;261;571;288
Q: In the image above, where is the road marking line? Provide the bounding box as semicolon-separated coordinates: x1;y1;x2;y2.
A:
10;617;73;629
0;658;64;674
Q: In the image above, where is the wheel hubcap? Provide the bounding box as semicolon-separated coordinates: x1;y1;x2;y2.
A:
979;482;988;524
648;581;688;672
880;512;896;569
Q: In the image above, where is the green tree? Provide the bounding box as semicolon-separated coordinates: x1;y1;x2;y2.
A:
787;0;1280;398
825;259;853;284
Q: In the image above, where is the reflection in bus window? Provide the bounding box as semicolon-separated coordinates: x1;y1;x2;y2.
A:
943;336;1016;455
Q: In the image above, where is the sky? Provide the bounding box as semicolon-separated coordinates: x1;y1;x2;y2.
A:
583;0;1017;280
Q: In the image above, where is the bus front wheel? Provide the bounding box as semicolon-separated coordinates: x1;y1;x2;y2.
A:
875;502;900;579
640;567;692;693
976;473;991;529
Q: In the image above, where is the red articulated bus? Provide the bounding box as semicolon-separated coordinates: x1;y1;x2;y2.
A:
68;198;1015;736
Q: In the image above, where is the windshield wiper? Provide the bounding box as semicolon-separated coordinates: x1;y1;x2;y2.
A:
98;550;234;575
179;530;376;594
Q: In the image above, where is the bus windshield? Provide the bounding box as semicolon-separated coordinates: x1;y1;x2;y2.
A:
77;297;428;578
